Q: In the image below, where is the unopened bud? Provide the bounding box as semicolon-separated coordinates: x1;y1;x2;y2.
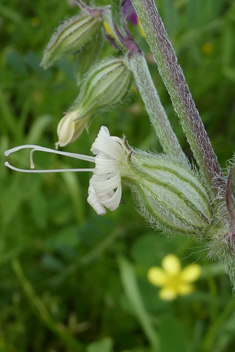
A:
73;57;132;119
127;151;213;236
56;111;90;147
57;57;132;146
40;13;103;69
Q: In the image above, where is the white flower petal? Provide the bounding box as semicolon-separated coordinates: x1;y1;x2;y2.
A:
86;126;130;214
95;158;121;174
102;185;122;211
92;173;121;195
87;183;106;215
91;126;123;160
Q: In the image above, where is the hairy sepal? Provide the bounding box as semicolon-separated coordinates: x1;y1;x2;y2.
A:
41;13;102;69
126;151;213;236
72;57;133;119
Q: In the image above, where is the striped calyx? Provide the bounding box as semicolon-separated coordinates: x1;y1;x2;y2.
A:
126;151;213;236
72;58;132;119
57;58;132;146
40;13;103;69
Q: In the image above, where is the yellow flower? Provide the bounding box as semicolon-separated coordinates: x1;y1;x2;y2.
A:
31;17;40;27
147;254;201;301
201;42;213;54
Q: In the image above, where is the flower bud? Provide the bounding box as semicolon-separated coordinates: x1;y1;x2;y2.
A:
40;13;103;69
73;57;132;118
57;58;132;146
127;151;213;236
56;111;90;147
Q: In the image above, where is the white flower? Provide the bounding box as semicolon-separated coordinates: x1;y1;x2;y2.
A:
4;126;130;215
87;126;129;215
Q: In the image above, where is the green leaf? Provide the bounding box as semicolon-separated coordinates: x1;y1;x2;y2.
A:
223;67;235;83
131;233;181;267
41;254;65;272
222;26;234;68
56;59;76;81
6;50;28;76
61;169;85;225
111;0;123;34
0;4;22;23
159;315;186;352
118;257;160;352
25;52;52;78
76;32;103;86
187;0;202;27
163;0;179;37
25;114;52;144
213;310;235;352
86;337;113;352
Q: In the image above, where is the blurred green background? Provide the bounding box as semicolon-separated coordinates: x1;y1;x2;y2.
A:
1;0;235;351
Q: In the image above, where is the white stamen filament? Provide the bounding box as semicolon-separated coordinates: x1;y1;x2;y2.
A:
4;162;94;173
4;144;95;173
4;126;129;216
5;144;95;162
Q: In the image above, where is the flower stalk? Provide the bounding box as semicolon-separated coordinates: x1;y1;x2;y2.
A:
128;52;188;167
109;6;188;165
131;0;225;196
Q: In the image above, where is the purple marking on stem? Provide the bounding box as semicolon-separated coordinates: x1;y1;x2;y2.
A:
104;32;119;50
122;0;138;25
74;0;103;17
226;165;235;228
113;22;141;55
224;232;235;254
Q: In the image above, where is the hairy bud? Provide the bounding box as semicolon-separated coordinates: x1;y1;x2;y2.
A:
73;57;132;118
40;13;103;69
57;58;132;146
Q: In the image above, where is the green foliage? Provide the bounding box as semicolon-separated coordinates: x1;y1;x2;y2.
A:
1;0;235;351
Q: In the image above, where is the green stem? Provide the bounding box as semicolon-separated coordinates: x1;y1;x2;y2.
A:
12;259;83;351
128;52;188;167
201;296;235;351
131;0;224;195
118;256;160;352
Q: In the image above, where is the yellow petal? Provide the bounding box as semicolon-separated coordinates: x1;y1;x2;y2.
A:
159;288;177;301
147;267;166;287
162;254;181;274
177;283;195;296
181;264;201;283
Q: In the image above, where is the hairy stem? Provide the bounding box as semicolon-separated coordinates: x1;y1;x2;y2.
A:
128;52;188;167
131;0;224;195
